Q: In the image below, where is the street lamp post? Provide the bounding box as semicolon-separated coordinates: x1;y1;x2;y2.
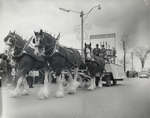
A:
59;4;101;56
80;11;84;56
131;52;134;71
123;40;126;72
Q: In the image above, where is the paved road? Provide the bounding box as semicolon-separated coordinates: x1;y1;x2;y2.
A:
1;78;150;118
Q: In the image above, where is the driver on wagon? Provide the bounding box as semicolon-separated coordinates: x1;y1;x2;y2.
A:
99;44;106;59
93;44;101;56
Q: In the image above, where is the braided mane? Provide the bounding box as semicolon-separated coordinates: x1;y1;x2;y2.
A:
14;33;27;49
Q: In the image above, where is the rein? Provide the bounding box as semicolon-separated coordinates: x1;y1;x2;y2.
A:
48;42;57;57
45;40;58;57
7;34;30;58
8;34;17;49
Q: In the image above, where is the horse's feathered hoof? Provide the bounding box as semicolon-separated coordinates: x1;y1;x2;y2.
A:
38;86;49;100
88;85;96;91
21;89;29;96
55;90;64;98
9;89;20;98
67;88;76;94
73;81;80;89
98;83;103;88
67;81;80;94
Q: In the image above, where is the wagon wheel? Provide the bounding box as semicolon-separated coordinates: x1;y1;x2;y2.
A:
104;74;112;87
112;79;117;85
106;79;111;87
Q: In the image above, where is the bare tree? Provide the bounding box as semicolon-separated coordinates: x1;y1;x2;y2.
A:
133;47;150;70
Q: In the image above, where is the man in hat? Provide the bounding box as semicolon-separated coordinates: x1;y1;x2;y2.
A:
26;71;34;88
93;44;101;56
99;44;106;59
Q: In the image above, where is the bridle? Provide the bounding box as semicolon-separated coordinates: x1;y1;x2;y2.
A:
46;40;57;57
6;34;17;48
36;34;58;57
84;46;95;61
5;34;18;56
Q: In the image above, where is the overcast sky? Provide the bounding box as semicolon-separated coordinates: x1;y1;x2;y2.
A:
0;0;150;70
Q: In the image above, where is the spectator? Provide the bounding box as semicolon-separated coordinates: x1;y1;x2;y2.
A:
26;71;34;88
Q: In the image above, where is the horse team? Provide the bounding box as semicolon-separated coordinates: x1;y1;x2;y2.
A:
3;29;105;100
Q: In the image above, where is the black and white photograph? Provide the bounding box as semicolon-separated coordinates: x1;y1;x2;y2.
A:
0;0;150;118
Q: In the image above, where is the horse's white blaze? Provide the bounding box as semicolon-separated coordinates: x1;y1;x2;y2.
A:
5;37;12;45
34;37;40;46
33;37;46;56
34;48;39;55
86;48;92;59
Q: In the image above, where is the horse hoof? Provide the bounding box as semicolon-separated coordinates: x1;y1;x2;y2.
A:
68;89;76;94
38;94;46;100
38;95;48;100
7;83;13;89
38;87;49;100
67;85;77;94
38;93;49;100
73;81;80;88
21;89;29;96
88;86;95;91
55;90;64;98
9;90;20;97
98;83;103;88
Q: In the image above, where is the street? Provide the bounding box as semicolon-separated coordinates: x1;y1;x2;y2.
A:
1;78;150;118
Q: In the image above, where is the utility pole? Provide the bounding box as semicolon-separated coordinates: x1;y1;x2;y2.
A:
123;40;126;72
80;11;84;56
131;52;134;71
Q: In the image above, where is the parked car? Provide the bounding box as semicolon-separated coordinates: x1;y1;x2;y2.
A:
138;71;150;78
126;70;138;78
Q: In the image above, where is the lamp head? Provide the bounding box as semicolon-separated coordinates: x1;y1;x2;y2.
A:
97;4;101;10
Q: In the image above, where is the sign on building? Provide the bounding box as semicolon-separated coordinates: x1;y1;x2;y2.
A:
90;33;116;39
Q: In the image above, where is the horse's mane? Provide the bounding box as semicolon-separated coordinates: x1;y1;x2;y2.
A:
40;31;56;47
42;32;77;50
43;32;55;41
15;33;23;40
14;33;27;49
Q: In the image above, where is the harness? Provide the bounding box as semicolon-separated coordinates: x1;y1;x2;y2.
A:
36;32;81;67
45;42;79;67
44;40;58;57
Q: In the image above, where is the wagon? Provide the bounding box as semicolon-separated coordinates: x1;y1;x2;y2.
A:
78;33;126;86
77;62;125;87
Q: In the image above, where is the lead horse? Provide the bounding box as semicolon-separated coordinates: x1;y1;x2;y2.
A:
84;43;105;90
33;30;83;97
4;31;49;99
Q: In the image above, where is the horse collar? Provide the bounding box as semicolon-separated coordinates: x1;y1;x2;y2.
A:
49;42;58;57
